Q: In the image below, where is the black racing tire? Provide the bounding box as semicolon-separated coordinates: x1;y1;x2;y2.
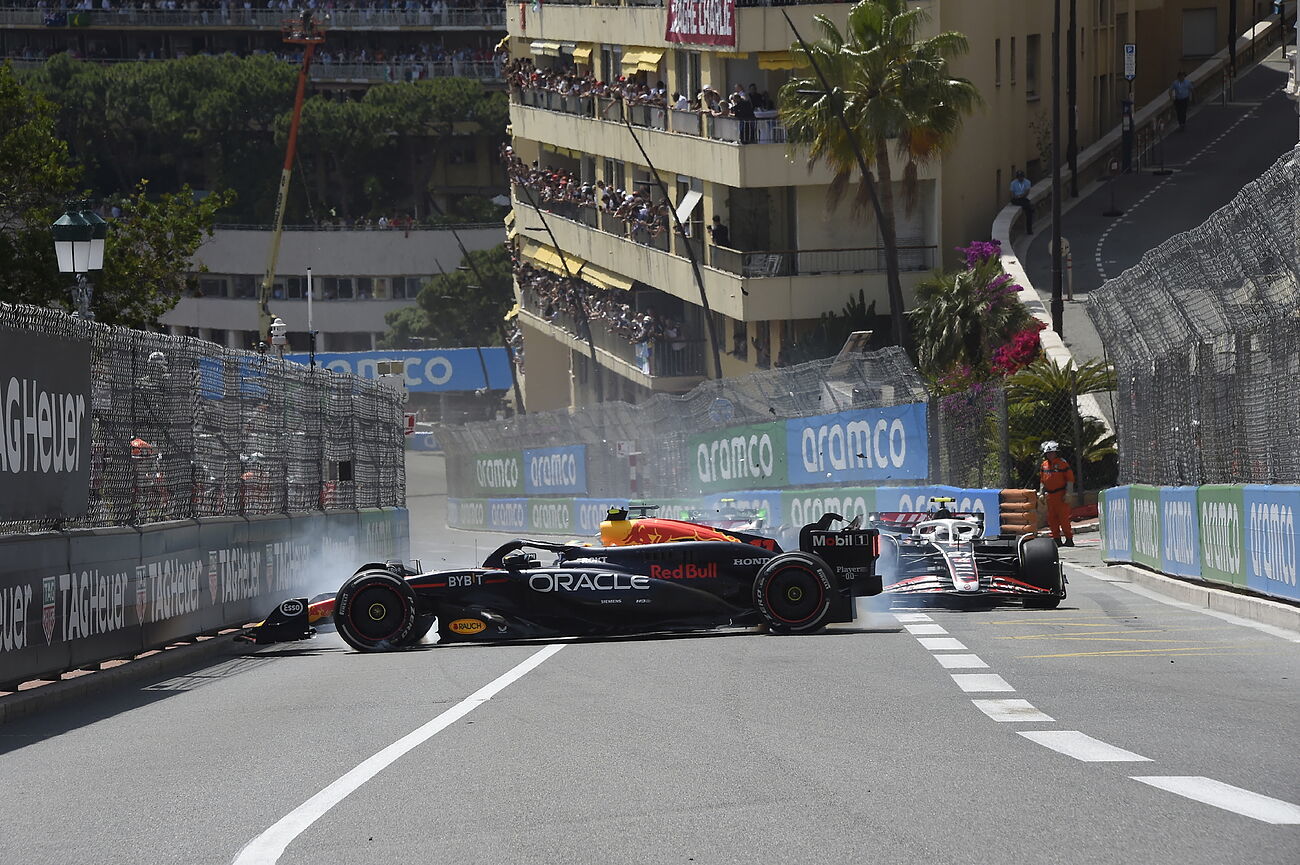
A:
753;552;836;635
1020;537;1064;608
334;569;418;652
395;615;436;647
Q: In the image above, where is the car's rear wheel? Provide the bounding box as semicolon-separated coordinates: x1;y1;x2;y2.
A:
753;552;836;634
334;569;418;652
1020;537;1064;608
395;615;436;647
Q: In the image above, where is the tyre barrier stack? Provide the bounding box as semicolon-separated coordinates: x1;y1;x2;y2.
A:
0;508;409;692
998;489;1041;535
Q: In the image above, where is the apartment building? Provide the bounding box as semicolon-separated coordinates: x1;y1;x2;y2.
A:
502;0;1266;411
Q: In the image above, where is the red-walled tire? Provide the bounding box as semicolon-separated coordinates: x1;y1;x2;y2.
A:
334;569;418;652
753;552;836;634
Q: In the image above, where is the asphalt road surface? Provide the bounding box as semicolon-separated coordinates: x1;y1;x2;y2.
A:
1;453;1297;864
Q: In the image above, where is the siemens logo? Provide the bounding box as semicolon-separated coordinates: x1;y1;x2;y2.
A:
1162;499;1196;566
1200;500;1241;575
475;457;520;490
1249;502;1296;586
799;418;907;475
696;433;776;484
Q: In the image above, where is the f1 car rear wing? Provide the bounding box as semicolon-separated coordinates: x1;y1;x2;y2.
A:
868;511;985;533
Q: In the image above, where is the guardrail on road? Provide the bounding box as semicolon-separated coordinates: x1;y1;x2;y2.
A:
0;508;409;691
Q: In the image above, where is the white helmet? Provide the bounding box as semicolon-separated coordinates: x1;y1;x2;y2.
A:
1041;440;1060;454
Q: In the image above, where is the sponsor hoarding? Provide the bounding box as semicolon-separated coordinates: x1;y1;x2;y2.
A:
447;498;489;531
872;486;1001;536
1159;486;1201;578
1242;485;1300;602
524;445;587;495
574;498;628;536
529;498;574;534
0;327;92;521
665;0;736;46
284;349;512;392
470;451;524;496
687;422;787;494
1128;485;1162;570
1197;485;1245;586
781;487;877;530
1099;486;1132;562
785;403;928;485
487;498;528;534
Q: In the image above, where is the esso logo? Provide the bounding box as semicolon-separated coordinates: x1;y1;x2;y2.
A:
279;599;305;617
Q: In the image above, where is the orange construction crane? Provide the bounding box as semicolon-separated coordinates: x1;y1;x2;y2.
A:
258;11;325;346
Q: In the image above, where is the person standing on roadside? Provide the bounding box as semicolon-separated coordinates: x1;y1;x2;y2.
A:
1039;441;1075;547
1170;72;1193;130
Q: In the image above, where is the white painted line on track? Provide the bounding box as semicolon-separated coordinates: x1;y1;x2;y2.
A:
231;644;565;865
1131;776;1300;824
893;613;933;623
917;637;967;651
933;653;989;669
1019;730;1152;762
904;623;948;635
972;699;1054;722
951;673;1015;693
1068;564;1300;643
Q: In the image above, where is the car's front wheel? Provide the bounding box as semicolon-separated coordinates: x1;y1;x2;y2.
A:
334;569;418;652
753;552;836;634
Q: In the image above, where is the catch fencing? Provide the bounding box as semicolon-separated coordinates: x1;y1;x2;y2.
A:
1086;148;1300;486
0;303;405;535
438;347;1106;502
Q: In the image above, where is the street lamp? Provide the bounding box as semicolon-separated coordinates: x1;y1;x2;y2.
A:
52;201;107;320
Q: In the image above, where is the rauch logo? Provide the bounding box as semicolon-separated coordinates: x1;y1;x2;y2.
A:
1200;499;1241;574
1249;502;1297;586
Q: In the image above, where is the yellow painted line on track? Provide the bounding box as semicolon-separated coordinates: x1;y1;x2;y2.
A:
997;635;1217;644
995;629;1168;639
1020;646;1256;659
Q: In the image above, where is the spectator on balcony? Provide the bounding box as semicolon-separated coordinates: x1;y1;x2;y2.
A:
747;83;771;111
672;91;689;111
707;215;730;248
730;91;756;143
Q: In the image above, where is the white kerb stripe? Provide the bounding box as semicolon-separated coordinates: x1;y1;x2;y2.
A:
232;643;565;865
893;613;933;623
1020;730;1152;762
917;637;968;651
951;673;1015;693
1131;776;1300;824
933;653;989;669
904;623;948;635
972;699;1054;722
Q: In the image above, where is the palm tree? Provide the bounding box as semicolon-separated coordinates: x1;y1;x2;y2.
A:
909;259;1034;377
779;0;980;349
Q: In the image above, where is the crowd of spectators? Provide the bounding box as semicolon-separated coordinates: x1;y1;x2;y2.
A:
511;254;687;351
505;57;776;120
502;145;679;246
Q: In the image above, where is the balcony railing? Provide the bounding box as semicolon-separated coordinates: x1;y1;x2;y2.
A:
519;293;708;377
0;6;505;29
514;185;936;277
514;89;788;145
511;0;848;6
2;55;502;82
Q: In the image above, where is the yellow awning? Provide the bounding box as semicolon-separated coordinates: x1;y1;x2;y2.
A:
504;210;517;239
504;302;521;320
530;41;561;57
636;48;664;72
494;35;510;52
520;238;585;278
582;263;634;292
757;50;808;70
571;43;594;63
714;51;750;60
542;142;583;160
620;49;644;71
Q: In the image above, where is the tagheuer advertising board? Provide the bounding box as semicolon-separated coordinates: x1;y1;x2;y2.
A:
0;327;92;521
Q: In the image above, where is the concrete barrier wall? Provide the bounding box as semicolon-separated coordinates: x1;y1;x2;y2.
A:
0;508;409;690
1100;485;1299;603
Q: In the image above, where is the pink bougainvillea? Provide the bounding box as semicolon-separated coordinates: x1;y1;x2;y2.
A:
990;321;1046;376
957;240;1002;268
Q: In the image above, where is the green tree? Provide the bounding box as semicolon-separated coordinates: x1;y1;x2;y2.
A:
1006;358;1118;487
0;61;80;304
381;245;511;348
779;0;980;349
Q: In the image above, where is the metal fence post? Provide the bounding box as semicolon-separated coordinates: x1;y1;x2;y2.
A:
997;387;1011;489
1070;374;1086;506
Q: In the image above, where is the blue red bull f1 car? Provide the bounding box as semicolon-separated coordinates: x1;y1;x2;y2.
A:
245;510;883;651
